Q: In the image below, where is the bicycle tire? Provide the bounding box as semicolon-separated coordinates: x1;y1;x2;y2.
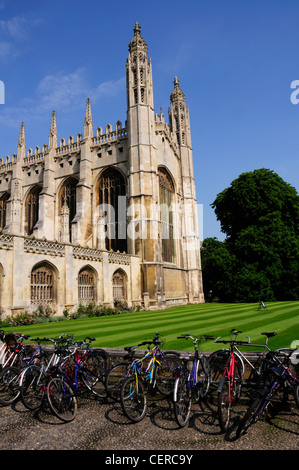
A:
79;366;107;398
208;349;244;387
195;356;211;400
236;391;267;437
19;365;47;410
120;375;147;423
173;376;192;427
217;361;242;432
85;349;108;378
0;366;21;405
105;362;131;401
46;376;77;422
293;383;299;409
155;351;180;396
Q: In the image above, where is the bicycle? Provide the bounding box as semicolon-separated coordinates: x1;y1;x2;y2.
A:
207;331;276;390
19;336;69;411
120;333;180;423
173;334;214;427
46;338;108;421
0;334;38;406
211;329;250;432
236;350;299;437
105;344;144;401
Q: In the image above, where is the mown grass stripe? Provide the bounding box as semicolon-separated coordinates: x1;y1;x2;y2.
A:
3;301;298;351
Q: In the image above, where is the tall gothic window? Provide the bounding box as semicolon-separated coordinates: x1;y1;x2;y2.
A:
78;267;96;303
31;263;55;305
113;270;126;301
98;168;127;252
158;168;175;263
0;193;9;230
59;178;77;243
25;186;42;235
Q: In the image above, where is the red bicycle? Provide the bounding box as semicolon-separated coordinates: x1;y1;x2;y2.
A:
215;329;248;432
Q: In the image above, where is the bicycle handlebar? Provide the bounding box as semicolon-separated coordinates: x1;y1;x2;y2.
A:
177;334;214;342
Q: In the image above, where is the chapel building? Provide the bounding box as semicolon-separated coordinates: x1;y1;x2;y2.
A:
0;23;204;316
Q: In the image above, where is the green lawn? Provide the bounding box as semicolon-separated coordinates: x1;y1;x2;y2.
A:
2;301;299;352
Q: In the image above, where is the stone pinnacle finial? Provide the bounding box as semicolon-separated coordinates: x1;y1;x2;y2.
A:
50;110;57;134
134;22;141;35
85;97;92;124
49;110;57;149
84;97;93;138
18;122;25;147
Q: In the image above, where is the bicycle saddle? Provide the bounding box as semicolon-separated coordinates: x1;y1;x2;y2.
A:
261;332;277;338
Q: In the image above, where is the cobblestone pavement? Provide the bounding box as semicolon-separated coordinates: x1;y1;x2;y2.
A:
0;387;298;452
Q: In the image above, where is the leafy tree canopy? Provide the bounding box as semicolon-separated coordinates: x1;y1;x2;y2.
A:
202;169;299;302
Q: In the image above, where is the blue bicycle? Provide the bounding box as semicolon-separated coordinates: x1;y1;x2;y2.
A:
173;334;213;427
46;338;106;422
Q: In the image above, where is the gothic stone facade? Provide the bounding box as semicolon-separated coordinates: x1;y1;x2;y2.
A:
0;24;204;317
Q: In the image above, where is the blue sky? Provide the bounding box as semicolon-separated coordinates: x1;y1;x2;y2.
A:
0;0;298;241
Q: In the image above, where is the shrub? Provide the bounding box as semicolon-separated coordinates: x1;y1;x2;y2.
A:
10;311;36;327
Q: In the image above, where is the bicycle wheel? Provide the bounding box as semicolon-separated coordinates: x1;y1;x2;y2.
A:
217;362;242;432
79;366;107;398
85;349;108;378
236;392;266;437
19;365;47;410
173;376;192;427
105;362;130;401
46;376;77;422
208;350;244;388
195;357;211;400
0;366;21;405
293;383;299;409
120;375;147;423
155;351;180;396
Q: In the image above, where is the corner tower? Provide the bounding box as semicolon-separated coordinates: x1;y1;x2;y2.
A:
126;23;162;307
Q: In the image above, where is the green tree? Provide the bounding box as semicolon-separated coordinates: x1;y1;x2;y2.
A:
201;237;237;302
203;169;299;302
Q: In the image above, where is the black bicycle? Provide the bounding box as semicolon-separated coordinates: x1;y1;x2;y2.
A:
236;350;299;437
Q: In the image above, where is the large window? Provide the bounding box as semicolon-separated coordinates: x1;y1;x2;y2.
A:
31;263;55;305
158;168;175;263
0;193;9;230
59;178;77;243
98;168;127;252
113;270;126;301
25;186;41;235
78;267;95;303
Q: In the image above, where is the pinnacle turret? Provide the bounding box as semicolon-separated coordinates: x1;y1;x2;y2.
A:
49;110;57;149
84;97;93;138
17;122;25;159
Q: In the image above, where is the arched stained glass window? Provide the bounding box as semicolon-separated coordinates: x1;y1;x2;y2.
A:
98;168;127;252
59;178;77;243
25;186;41;235
78;267;95;302
113;270;126;301
158;168;175;263
31;263;55;305
0;193;9;230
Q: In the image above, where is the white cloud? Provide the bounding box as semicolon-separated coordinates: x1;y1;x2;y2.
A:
0;68;125;130
0;15;28;41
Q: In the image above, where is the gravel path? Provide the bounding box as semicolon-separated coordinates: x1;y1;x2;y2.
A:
0;387;298;451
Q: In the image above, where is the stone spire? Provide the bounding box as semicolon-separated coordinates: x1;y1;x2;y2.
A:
84;97;93;139
17;122;25;159
49;110;57;149
169;77;189;146
128;22;148;54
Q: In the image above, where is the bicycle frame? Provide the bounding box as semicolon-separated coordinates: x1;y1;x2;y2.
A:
218;351;238;405
176;334;213;397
